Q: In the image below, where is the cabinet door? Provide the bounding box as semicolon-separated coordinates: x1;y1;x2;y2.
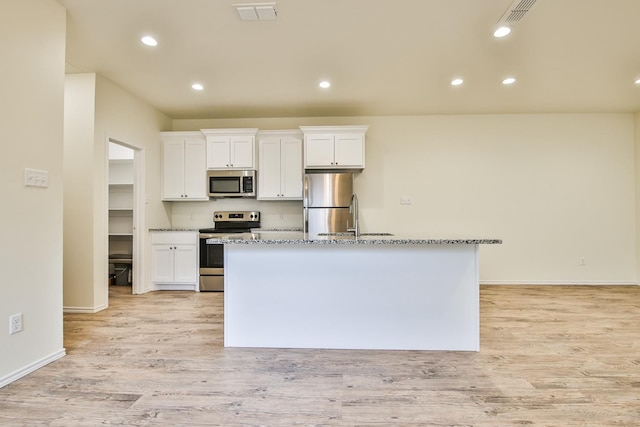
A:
162;140;186;200
257;138;282;199
183;139;207;200
304;134;335;167
334;133;364;168
173;245;198;284
206;137;231;168
151;244;175;283
280;137;303;198
230;136;254;168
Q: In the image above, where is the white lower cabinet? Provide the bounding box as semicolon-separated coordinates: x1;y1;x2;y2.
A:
150;231;198;291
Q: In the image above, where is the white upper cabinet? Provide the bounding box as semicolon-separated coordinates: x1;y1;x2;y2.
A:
258;130;303;200
304;134;335;167
301;125;368;169
161;132;207;201
202;128;258;169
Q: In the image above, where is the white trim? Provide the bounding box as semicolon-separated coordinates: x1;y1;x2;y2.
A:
0;349;66;389
299;125;369;134
480;280;638;286
107;136;147;295
152;284;199;291
63;304;108;313
200;128;259;137
257;129;303;137
104;135;111;306
132;146;146;295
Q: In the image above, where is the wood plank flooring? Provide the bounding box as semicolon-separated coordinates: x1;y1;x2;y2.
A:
1;285;639;426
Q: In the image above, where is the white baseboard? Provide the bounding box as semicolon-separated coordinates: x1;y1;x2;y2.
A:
63;303;108;313
0;349;66;389
480;280;639;286
133;285;154;294
153;283;198;291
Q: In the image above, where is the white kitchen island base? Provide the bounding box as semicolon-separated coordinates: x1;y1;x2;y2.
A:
224;242;481;351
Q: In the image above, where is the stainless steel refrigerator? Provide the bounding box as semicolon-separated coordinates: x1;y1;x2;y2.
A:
303;172;353;238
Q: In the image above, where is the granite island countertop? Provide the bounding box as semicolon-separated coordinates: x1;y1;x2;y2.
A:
206;231;501;245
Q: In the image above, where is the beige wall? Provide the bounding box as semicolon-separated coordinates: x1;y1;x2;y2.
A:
63;74;172;311
63;74;98;309
635;112;640;281
94;75;173;297
0;0;66;385
173;114;637;284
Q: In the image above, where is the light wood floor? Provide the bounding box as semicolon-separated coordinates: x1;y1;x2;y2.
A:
1;285;639;426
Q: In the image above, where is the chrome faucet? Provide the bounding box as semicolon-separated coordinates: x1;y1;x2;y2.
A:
347;193;360;237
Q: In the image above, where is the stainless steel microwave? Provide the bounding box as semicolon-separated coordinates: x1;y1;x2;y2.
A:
207;169;256;198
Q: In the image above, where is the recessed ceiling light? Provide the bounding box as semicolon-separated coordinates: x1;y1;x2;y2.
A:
140;35;158;47
191;83;204;91
635;78;640;85
502;77;516;85
493;26;511;38
451;78;464;86
319;81;331;89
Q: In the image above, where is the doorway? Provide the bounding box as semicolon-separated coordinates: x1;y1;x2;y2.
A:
107;138;146;295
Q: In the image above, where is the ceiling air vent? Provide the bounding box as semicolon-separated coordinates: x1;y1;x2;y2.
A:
234;3;277;21
498;0;537;25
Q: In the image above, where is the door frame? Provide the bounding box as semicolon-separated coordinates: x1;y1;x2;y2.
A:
106;136;147;295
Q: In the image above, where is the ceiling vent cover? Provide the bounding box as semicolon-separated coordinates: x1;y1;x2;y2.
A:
234;3;277;21
498;0;537;24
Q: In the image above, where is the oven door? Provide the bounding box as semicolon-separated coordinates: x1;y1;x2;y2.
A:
199;234;224;291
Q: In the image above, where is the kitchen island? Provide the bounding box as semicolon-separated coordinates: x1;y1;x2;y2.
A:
208;232;501;351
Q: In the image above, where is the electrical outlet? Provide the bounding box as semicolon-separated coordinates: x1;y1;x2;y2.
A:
580;257;586;266
400;196;412;205
9;313;23;335
24;168;48;188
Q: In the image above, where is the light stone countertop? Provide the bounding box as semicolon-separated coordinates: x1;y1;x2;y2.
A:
206;231;501;245
250;227;303;232
148;228;200;232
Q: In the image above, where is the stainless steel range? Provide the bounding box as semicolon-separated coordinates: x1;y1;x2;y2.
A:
198;211;260;291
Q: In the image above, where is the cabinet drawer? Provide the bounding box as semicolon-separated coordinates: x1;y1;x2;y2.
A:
150;231;197;245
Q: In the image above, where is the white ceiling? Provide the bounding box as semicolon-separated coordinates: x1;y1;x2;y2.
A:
57;0;640;119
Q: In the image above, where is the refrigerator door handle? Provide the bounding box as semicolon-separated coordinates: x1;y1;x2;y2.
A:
303;175;308;233
303;207;308;234
303;175;308;208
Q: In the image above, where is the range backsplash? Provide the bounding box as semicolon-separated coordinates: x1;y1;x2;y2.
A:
169;199;303;230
